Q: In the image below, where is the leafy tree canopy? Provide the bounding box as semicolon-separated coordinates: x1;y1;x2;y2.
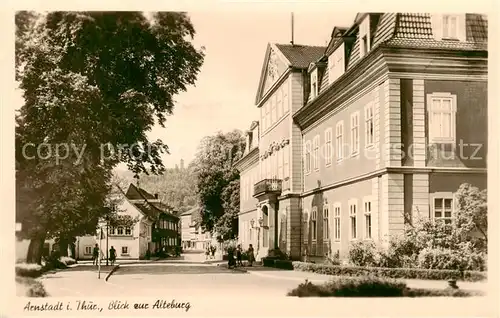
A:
192;130;245;239
15;11;204;263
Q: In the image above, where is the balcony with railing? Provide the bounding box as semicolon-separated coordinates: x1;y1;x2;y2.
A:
253;178;282;197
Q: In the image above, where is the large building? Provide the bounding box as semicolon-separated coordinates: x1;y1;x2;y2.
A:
235;12;488;262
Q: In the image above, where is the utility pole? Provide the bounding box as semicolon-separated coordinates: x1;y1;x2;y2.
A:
98;226;102;279
106;222;109;266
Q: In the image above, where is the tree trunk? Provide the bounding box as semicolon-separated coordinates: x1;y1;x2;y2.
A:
26;234;46;265
58;237;69;257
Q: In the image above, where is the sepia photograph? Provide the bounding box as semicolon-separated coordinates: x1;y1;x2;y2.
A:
6;5;497;317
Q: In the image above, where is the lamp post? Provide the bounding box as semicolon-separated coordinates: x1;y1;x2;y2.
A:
257;217;263;260
97;220;107;279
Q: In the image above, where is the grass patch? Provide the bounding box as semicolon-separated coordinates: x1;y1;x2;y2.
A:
287;277;484;297
16;276;49;297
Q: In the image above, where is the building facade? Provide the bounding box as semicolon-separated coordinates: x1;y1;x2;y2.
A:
235;12;488;262
16;183;181;261
180;207;212;251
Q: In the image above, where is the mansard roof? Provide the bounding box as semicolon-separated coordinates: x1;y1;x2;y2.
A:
274;44;326;69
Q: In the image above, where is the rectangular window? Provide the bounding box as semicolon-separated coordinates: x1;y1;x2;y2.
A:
323;205;330;240
363;198;372;239
427;93;457;144
125;227;131;235
313;135;320;171
349;199;357;239
304;141;311;174
277;88;283;120
311;70;318;98
121;246;129;255
325;128;333;166
328;44;346;84
283;145;290;180
278;149;283;179
359;17;371;57
265;102;270;131
311;207;317;241
262;105;266;132
350;112;360;155
365;102;374;147
117;227;124;235
443;15;459;39
85;246;92;255
336;121;344;161
333;203;341;241
271;95;276;124
283;82;289;113
302;211;309;244
433;196;454;224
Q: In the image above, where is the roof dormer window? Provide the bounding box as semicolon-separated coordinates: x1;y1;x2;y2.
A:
310;69;318;99
359;17;371;57
431;14;466;41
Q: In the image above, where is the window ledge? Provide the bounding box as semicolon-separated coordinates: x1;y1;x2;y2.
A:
365;143;375;149
351;152;360;158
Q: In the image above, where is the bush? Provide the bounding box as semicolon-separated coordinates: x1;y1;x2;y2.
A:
290;261;486;282
288;277;407;297
274;260;294;270
287;277;483;297
15;263;44;278
16;276;49;297
348;241;378;267
417;247;486;271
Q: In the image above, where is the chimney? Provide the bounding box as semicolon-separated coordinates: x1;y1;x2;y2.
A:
154;193;159;199
290;12;295;46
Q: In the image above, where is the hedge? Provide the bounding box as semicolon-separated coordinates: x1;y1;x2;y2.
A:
291;261;487;282
287;277;484;297
262;259;487;282
15;263;45;278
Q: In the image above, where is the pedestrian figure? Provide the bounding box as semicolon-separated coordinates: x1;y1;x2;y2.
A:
92;244;99;266
227;246;236;269
247;244;255;267
109;246;116;266
236;244;243;267
205;245;210;260
210;245;216;259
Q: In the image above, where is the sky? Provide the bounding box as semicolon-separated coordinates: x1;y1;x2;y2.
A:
148;11;356;169
14;11;357;171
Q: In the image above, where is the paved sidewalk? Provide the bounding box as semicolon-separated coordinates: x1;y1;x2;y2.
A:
244;267;487;293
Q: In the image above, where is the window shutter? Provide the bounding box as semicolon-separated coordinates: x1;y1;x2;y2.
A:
430;14;443;40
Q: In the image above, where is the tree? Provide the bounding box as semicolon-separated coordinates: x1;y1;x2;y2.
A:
138;164;198;214
193;130;245;239
15;11;204;264
455;183;487;249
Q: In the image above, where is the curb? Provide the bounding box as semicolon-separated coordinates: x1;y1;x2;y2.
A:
105;264;120;281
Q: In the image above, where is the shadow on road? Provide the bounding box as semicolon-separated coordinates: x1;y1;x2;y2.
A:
113;264;247;276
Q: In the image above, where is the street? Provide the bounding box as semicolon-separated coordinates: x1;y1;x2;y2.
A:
38;260;302;298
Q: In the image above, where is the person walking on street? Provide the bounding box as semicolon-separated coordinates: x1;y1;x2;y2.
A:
109;246;116;266
92;244;99;266
205;245;210;260
247;244;255;267
236;244;243;267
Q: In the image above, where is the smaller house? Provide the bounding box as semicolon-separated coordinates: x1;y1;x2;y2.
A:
75;183;180;260
180;207;212;251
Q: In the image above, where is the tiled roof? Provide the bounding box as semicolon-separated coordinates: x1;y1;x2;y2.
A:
274;44;327;69
393;13;488;44
466;14;487;42
125;183;156;200
395;13;433;39
386;38;487;51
